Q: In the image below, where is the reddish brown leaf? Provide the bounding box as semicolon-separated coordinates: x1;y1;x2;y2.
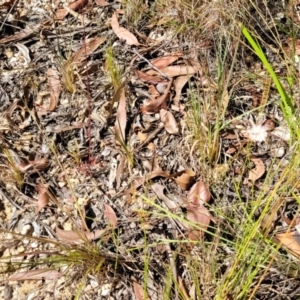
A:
141;80;172;114
56;227;105;244
135;70;165;84
173;75;189;106
186;206;211;240
104;204;118;227
173;169;195;190
115;88;127;145
133;281;150;300
55;0;88;19
160;109;179;134
71;36;106;65
150;52;182;69
147;65;200;77
188;180;211;206
95;0;110;6
47;68;61;112
36;184;50;213
248;157;265;182
184;180;211;240
8;269;59;281
111;12;140;46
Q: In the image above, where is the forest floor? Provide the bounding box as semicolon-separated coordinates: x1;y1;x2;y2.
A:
1;0;300;299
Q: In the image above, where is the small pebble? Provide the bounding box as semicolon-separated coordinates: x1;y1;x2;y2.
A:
100;283;112;297
90;280;99;289
30;241;39;248
17;245;25;253
129;222;136;229
21;224;32;235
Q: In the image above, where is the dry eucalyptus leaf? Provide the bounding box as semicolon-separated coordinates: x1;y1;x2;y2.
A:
151;183;177;209
247;157;265;182
70;36;106;65
96;0;110;6
135;70;165;84
185;180;211;240
133;281;150;300
47;68;61;112
186;205;211;240
8;269;59;281
173;75;188;106
160;109;179;134
150;52;182;69
173;169;195;190
276;231;300;258
104;204;118;227
55;0;88;19
36;184;49;213
147;65;200;77
116;155;125;189
114;88;127;145
0;26;36;44
141;80;172;114
188;180;211;206
148;85;160;97
56;227;106;244
111;12;140;46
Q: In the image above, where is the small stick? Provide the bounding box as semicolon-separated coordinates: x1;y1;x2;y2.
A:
135;122;164;151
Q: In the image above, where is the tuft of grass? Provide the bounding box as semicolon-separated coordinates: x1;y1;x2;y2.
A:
104;45;122;91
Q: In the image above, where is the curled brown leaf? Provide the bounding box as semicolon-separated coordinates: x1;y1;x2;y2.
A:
276;231;300;258
141;80;172;114
160;109;179;134
247;157;265;182
55;0;88;19
173;169;195;190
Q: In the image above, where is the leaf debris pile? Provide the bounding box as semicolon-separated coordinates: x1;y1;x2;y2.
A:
1;0;300;299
